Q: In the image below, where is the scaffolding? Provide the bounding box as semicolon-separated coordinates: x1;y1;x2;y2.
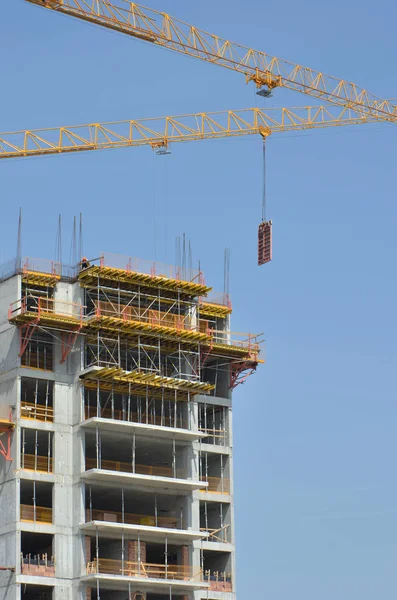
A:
8;254;263;396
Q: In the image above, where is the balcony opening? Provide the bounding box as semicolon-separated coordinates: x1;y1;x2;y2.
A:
21;584;54;600
84;387;188;430
200;501;231;543
87;537;193;582
85;485;186;530
21;378;54;423
21;532;55;577
21;428;53;473
85;431;188;480
199;451;230;495
20;480;53;525
21;331;54;371
198;402;228;446
202;549;232;592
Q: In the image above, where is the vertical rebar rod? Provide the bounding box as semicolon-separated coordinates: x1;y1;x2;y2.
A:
89;485;93;521
21;428;25;469
164;535;168;579
137;532;141;576
96;380;100;418
122;487;125;524
128;384;131;422
132;434;136;473
161;388;164;427
172;438;176;478
48;431;51;473
34;379;38;421
34;430;38;472
95;527;99;571
33;480;36;524
154;493;158;527
121;529;125;576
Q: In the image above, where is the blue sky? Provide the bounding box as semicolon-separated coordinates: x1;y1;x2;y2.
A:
2;0;397;598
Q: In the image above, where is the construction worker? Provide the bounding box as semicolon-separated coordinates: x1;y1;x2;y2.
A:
80;257;90;270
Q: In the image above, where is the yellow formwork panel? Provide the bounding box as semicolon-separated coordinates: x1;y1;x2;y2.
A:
0;419;14;431
9;311;81;331
84;315;210;345
80;367;214;401
79;265;211;297
22;271;60;287
199;302;232;318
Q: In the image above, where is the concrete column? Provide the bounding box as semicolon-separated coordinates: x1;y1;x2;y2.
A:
84;536;91;565
180;544;189;582
127;539;146;564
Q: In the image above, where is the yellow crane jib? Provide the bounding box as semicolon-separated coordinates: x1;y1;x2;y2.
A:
25;0;397;122
0;106;378;160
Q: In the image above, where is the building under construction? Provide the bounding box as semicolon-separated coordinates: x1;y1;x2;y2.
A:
0;252;262;600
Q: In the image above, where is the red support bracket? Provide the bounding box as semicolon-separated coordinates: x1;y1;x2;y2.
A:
60;326;82;363
200;328;214;369
229;359;258;390
0;412;14;462
19;318;39;358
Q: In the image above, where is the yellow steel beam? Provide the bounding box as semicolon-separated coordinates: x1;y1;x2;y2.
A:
25;0;397;123
0;106;377;160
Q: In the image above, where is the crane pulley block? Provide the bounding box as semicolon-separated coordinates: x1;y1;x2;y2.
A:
258;220;272;266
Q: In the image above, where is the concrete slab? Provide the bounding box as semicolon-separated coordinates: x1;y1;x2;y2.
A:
81;573;209;593
81;521;208;543
81;417;206;442
82;469;208;495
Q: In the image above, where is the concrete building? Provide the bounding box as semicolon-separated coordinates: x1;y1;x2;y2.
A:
0;253;262;600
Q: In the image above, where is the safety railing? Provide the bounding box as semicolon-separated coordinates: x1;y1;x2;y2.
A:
23;257;61;277
85;458;185;479
9;295;84;322
211;330;262;352
92;300;211;335
199;427;228;446
21;553;55;577
20;504;53;524
86;508;178;529
21;453;53;473
201;290;232;309
87;557;201;581
200;524;230;543
21;402;54;423
200;476;230;495
203;570;232;591
99;252;203;284
84;405;188;430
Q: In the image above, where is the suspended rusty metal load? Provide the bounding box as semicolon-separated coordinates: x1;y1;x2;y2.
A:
258;220;272;265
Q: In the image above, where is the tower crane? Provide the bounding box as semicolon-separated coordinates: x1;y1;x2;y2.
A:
0;105;377;264
26;0;397;123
